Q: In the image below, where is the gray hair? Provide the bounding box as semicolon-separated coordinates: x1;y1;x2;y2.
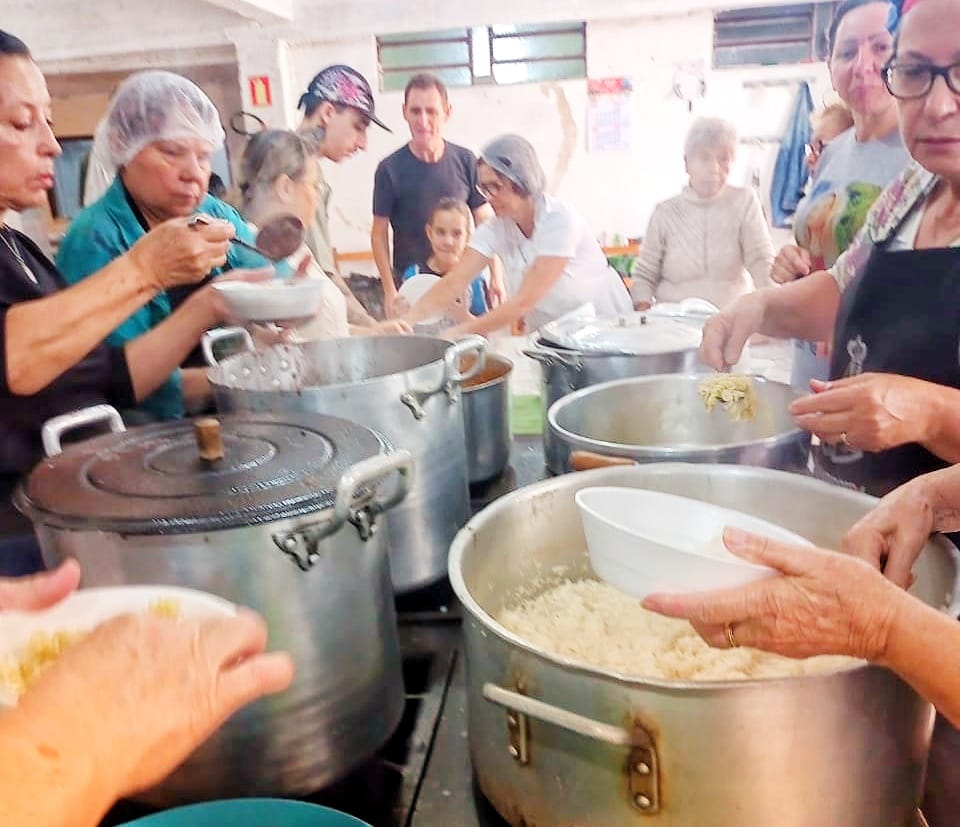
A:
479;134;546;198
239;129;316;220
684;117;738;158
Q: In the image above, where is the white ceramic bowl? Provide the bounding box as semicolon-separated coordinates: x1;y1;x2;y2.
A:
575;487;813;599
0;585;236;707
213;278;324;323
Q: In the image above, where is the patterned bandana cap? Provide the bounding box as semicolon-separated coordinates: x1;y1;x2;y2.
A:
298;65;391;132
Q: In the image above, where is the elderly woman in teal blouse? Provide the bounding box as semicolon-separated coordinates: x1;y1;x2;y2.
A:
56;70;262;421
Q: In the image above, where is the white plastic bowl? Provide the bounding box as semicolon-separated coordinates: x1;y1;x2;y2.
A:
397;273;443;324
213;278;324;323
575;487;813;599
0;585;236;706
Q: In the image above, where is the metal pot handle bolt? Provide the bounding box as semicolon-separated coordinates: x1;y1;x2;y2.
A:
41;404;127;457
273;450;414;570
400;335;488;420
201;326;255;368
482;683;661;815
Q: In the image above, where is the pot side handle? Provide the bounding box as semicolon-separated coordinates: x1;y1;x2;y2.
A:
521;346;581;370
334;450;415;533
444;335;487;386
202;327;254;368
570;451;635;472
41;404;126;457
482;682;661;814
483;683;635;747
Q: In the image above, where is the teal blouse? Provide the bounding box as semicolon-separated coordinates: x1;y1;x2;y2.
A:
56;178;260;420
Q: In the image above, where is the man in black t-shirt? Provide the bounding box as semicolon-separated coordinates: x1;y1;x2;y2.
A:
371;73;502;316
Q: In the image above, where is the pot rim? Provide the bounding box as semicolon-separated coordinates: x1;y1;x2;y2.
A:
547;374;808;456
209;334;455;394
448;462;960;690
532;338;701;361
463;354;513;393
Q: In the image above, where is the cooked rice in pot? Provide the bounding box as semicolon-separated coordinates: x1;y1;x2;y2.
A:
498;580;859;681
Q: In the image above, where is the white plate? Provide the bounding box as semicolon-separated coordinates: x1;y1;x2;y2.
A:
397;273;443;324
213;278;324;323
576;487;813;599
0;585;236;707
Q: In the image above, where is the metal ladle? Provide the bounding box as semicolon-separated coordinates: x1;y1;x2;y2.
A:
188;213;306;264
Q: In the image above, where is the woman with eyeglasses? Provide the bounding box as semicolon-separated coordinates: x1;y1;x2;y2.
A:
702;0;960;500
663;2;960;819
398;134;632;335
775;0;912;390
54;70;265;422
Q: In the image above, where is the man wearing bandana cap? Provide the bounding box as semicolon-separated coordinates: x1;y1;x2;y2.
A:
296;65;401;328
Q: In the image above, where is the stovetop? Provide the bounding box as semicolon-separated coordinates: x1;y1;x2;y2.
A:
101;438;546;827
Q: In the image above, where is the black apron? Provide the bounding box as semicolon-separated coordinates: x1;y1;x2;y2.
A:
818;242;960;827
816;244;960;497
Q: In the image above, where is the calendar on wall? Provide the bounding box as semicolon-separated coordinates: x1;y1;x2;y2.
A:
587;77;633;153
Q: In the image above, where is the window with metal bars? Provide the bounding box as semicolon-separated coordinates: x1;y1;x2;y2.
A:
713;3;839;69
377;22;586;91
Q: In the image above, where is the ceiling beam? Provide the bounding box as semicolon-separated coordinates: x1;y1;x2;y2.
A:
201;0;293;23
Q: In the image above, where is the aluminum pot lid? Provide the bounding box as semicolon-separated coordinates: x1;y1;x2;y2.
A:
16;413;385;534
537;312;702;355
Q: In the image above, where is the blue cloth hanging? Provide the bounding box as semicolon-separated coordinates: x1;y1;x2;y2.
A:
769;82;814;228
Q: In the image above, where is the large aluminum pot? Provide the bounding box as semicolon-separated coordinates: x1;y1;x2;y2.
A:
204;330;486;593
546;374;810;475
462;353;513;483
525;340;704;462
16;405;412;805
450;464;960;827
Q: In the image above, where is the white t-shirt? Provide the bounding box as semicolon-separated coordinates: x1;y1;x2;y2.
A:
468;194;631;330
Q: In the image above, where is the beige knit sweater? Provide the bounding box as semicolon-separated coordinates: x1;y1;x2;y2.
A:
630;185;775;309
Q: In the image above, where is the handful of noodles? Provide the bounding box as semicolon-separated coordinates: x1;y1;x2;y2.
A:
0;599;180;702
698;374;756;422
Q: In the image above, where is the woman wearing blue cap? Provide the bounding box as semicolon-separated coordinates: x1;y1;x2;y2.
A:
399;134;632;335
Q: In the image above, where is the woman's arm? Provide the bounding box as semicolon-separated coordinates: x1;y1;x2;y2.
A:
5;258;155;396
699;271;841;370
449;256;568;337
881;590;960;728
644;529;960;728
5;219;233;396
402;248;489;325
740;191;776;288
123;287;218;403
629;210;665;306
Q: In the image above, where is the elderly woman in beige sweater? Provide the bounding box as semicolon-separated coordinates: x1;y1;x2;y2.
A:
631;117;775;309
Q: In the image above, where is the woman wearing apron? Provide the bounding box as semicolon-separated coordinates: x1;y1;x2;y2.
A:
700;0;960;820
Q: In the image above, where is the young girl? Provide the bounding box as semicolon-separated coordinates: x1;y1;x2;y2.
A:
399;198;489;325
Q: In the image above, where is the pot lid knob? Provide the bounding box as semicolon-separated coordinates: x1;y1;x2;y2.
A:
194;417;225;462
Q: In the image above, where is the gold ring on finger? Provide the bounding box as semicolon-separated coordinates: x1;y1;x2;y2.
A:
724;622;739;649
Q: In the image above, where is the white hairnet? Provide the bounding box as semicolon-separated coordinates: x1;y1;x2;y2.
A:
104;70;225;168
480;134;546;197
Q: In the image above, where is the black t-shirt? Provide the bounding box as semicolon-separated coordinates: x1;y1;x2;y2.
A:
0;229;135;482
372;142;486;277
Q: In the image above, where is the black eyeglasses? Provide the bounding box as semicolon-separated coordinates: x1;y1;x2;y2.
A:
476;179;508;199
882;60;960;99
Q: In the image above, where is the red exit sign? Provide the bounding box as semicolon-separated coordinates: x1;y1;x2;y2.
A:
249;75;272;107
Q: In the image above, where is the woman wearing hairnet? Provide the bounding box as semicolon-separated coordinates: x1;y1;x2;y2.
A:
400;134;632;334
55;71;263;421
